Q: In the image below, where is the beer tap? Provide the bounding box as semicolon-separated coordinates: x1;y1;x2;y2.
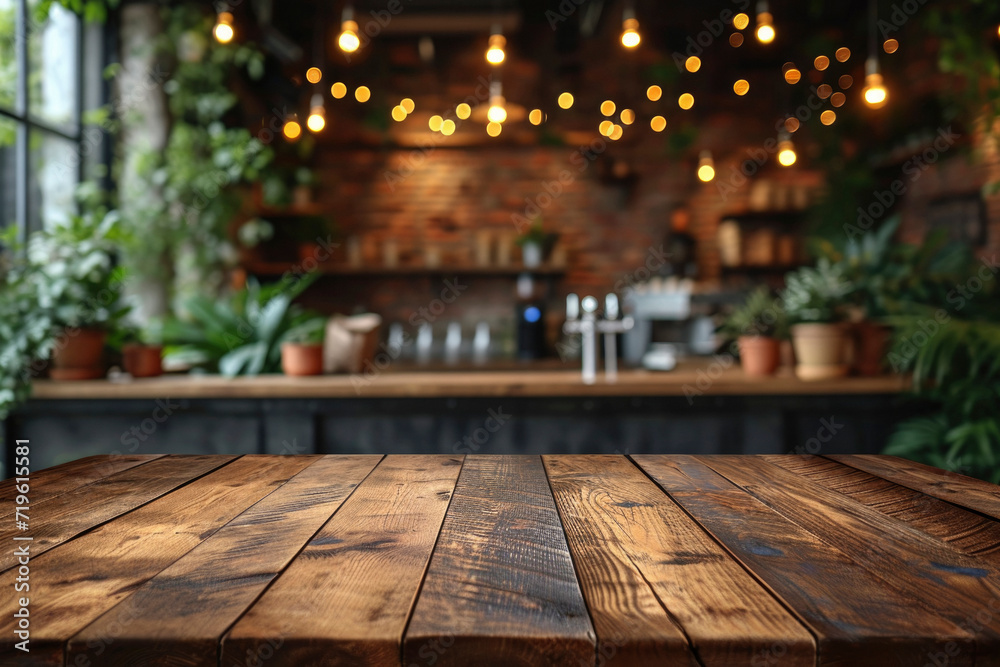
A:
563;293;634;384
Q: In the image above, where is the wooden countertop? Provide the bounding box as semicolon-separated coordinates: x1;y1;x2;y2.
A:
30;363;909;399
2;454;998;665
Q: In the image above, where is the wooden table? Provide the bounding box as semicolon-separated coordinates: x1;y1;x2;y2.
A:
2;454;999;666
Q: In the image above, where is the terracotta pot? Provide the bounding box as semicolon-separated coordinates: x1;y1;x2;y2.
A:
790;323;850;381
853;321;891;376
51;327;106;371
281;342;325;376
737;336;781;377
123;344;163;378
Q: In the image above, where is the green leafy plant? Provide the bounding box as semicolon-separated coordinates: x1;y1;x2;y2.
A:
886;319;1000;483
160;273;323;376
283;317;326;345
719;288;787;340
780;259;853;323
515;219;550;247
0;211;130;418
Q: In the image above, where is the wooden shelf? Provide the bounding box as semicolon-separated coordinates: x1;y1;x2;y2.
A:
720;263;803;274
242;261;567;277
721;209;806;223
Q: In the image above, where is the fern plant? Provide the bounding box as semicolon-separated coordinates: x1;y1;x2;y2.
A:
886;319;1000;483
780;259;854;323
719;288;787;340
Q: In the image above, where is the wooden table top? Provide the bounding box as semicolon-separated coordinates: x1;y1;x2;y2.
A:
3;454;998;666
30;365;908;399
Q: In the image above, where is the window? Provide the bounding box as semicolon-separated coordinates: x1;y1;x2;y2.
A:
0;0;100;240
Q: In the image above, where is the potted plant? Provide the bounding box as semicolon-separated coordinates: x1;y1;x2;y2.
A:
161;273;323;376
236;217;274;264
280;317;327;376
292;215;337;263
516;219;556;268
719;288;787;377
781;259;853;381
113;323;165;379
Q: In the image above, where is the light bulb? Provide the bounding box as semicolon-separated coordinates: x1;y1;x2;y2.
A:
487;101;507;124
456;103;471;120
486;30;506;65
429;115;443;131
441;119;456;136
486;121;502;137
306;67;322;84
283;115;302;142
557;92;574;109
213;12;235;44
391;105;407;122
529;109;544;125
338;11;361;54
620;12;640;49
777;134;796;166
697;150;715;182
306;95;325;132
863;57;888;108
755;2;775;44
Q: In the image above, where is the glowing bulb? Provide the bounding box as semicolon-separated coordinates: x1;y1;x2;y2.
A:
283;116;302;141
487;103;507;124
355;86;371;103
863;57;888;108
733;79;750;96
755;5;775;44
609;124;623;140
836;47;851;62
777;136;796;166
646;85;662;101
456;103;471;120
338;20;361;53
440;119;456;136
429;115;443;131
820;110;836;125
486;121;502;137
557;92;574;109
306;67;322;84
331;82;347;99
529;109;544;125
817;84;832;99
620;17;640;48
678;93;694;110
784;117;800;133
650;115;666;132
685;56;701;72
883;39;899;54
599;120;614;136
213;12;235;44
814;55;829;71
400;98;415;114
600;100;616;116
620;109;635;125
830;92;846;107
486;31;506;65
733;12;749;30
391;105;407;122
730;33;744;47
306;95;325;132
697;150;715;182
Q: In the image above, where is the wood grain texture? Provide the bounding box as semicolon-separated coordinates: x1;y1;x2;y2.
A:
769;455;1000;562
223;454;463;667
829;454;1000;521
0;454;163;517
0;455;318;667
639;456;975;666
66;455;382;667
404;456;595;667
545;455;809;667
0;455;231;572
700;456;1000;657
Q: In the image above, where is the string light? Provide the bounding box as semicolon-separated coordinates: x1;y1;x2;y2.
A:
599;120;614;136
620;109;635;125
685;56;701;72
817;84;832;99
529;109;545;125
883;38;899;54
678;93;694;110
733;12;750;30
730;33;744;47
557;92;574;109
777;131;797;166
863;1;888;109
391;105;407;122
609;124;623;140
306;94;325;132
428;115;443;131
486;27;506;65
784;117;800;133
282;114;302;142
331;82;347;99
486;82;507;124
620;6;640;48
839;74;854;89
814;55;829;71
755;1;775;44
306;67;322;84
456;103;472;120
213;11;235;44
646;85;662;102
650;115;667;132
355;85;371;103
338;6;361;54
486;121;502;137
733;79;750;96
600;100;616;116
836;47;851;62
441;119;456;136
400;98;415;114
783;62;801;84
820;110;837;125
697;151;715;182
831;92;846;107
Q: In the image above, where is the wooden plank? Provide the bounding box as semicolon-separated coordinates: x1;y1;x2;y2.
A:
829;454;1000;522
0;455;233;572
223;454;463;666
66;455;382;667
0;455;163;516
0;455;318;666
768;455;1000;562
700;456;1000;656
404;456;595;667
544;455;810;667
638;455;975;666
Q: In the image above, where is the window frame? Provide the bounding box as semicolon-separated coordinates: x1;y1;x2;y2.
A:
0;0;86;243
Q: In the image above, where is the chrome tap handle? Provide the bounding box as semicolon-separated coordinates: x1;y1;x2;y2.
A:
566;293;579;320
581;295;598;316
605;293;619;320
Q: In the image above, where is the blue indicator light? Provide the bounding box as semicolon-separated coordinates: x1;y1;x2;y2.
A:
524;306;541;323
